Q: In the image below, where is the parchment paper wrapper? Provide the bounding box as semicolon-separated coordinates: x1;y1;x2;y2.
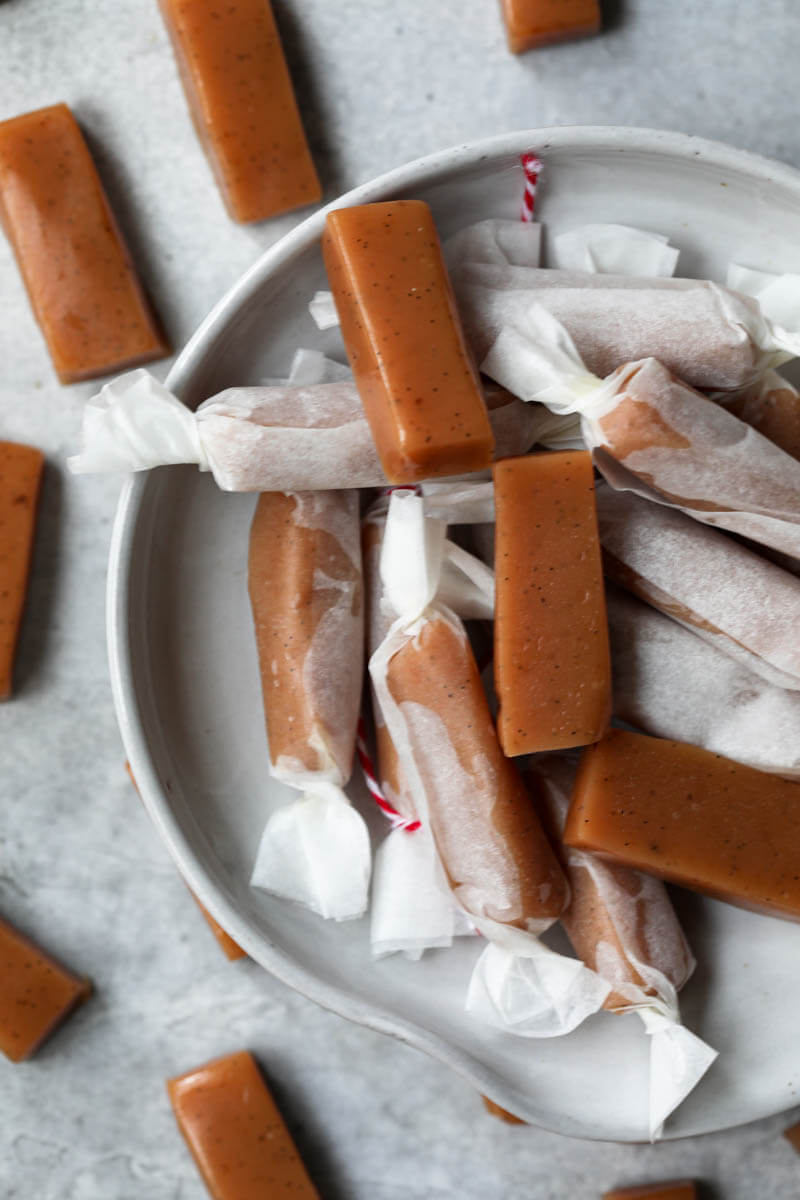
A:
368;493;609;1031
453;264;800;391
723;368;800;462
607;583;800;778
550;223;679;278
68;360;541;490
478;307;800;559
532;756;717;1139
597;482;800;690
727;263;800;333
249;490;370;920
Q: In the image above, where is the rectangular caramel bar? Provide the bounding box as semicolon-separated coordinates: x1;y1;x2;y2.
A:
602;1184;696;1200
168;1050;319;1198
565;729;800;921
159;0;321;223
323;200;494;482
500;0;601;53
493;451;611;756
0;104;168;382
0;916;90;1061
0;442;44;700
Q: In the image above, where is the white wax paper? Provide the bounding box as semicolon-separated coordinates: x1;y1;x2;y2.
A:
550;223;679;277
727;263;800;333
597;482;800;690
607;583;800;778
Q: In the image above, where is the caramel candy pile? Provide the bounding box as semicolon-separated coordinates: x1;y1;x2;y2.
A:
0;104;168;382
500;0;601;53
159;0;320;222
324;200;494;483
168;1050;319;1199
565;729;800;921
0;916;91;1062
494;450;610;755
0;441;43;700
602;1184;697;1200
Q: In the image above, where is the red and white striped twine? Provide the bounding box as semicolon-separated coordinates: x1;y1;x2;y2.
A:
520;152;543;222
356;717;421;833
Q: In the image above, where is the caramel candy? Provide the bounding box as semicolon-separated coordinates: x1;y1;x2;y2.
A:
248;490;362;785
501;0;601;52
565;729;800;921
323;200;494;482
603;1184;696;1200
168;1050;319;1199
0;442;43;700
0;916;91;1061
386;614;569;927
727;370;800;461
493;451;611;756
481;1096;527;1124
0;104;168;382
532;756;693;1011
159;0;320;223
783;1119;800;1153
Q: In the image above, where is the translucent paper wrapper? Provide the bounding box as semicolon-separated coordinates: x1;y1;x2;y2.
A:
534;757;717;1139
452;264;800;391
607;583;800;778
597;482;800;690
250;490;371;921
722;368;800;462
369;493;609;1033
67;354;541;490
479;306;800;559
550;223;679;278
363;500;483;957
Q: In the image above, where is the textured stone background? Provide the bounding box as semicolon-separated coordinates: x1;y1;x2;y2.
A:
2;1;800;1196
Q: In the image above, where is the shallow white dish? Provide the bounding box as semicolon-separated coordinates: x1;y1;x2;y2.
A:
108;126;800;1142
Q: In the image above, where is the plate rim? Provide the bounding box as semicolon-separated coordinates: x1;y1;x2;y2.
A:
107;124;800;1141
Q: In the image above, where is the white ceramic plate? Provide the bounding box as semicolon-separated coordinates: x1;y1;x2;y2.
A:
108;127;800;1142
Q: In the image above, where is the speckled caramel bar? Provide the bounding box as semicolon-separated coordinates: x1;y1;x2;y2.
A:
168;1051;319;1199
0;916;91;1061
159;0;321;222
500;0;600;53
0;104;168;382
0;441;44;701
323;200;494;483
493;451;611;756
565;729;800;921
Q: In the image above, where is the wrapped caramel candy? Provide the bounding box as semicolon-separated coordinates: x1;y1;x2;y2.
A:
531;756;716;1138
477;307;800;559
597;482;800;690
368;492;610;1034
607;583;800;779
248;489;370;920
68;356;541;490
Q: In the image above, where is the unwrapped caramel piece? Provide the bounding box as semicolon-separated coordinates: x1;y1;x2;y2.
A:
603;1184;696;1200
323;200;494;482
494;451;611;755
168;1050;319;1199
481;1095;528;1124
565;729;800;921
783;1119;800;1153
0;104;168;382
0;441;43;700
0;916;91;1061
501;0;600;52
159;0;321;222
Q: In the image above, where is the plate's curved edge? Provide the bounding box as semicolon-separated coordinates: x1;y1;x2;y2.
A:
107;125;800;1142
